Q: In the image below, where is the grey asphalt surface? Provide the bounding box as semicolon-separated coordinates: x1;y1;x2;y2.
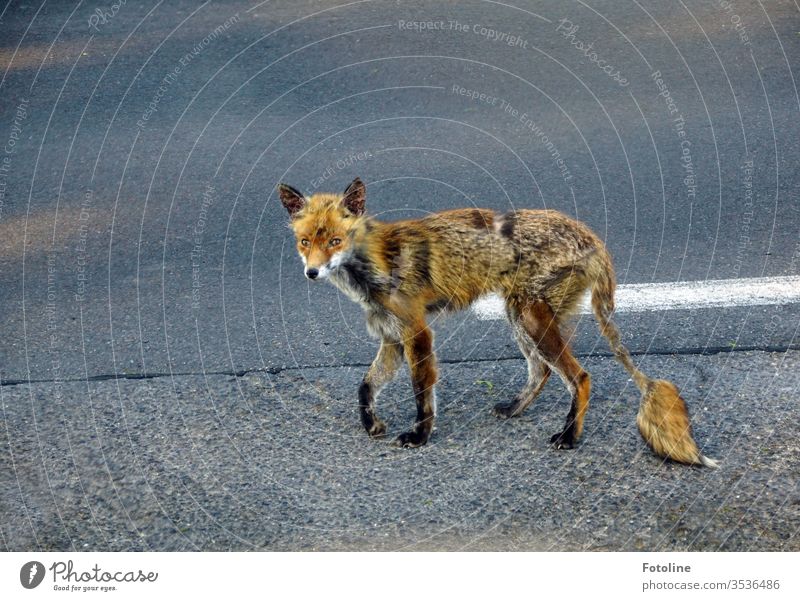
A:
2;351;798;551
0;0;799;551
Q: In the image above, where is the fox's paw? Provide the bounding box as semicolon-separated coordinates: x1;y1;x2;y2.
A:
550;427;577;450
360;407;387;438
492;400;520;419
392;430;429;448
366;419;387;438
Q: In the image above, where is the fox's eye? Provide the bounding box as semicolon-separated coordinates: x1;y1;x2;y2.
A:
329;238;342;247
301;239;310;247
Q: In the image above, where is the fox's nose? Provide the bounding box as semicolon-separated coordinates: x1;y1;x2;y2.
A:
305;268;319;280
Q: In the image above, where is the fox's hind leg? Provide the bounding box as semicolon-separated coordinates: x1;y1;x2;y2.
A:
359;338;403;438
493;311;551;418
512;299;590;450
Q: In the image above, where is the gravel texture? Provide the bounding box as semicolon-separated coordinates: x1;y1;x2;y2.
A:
2;350;797;551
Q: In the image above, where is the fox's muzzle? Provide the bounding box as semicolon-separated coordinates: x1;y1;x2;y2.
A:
303;250;346;281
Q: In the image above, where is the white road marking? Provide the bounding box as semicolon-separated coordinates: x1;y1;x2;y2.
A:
472;275;800;320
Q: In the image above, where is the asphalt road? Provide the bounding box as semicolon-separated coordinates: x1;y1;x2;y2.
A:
2;351;798;551
0;0;798;551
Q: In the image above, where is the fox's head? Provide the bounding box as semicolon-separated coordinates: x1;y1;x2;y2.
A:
278;177;366;280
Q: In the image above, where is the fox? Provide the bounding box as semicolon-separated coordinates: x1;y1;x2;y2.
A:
278;177;718;467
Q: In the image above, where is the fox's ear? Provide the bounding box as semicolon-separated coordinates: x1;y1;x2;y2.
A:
278;183;306;218
341;177;366;216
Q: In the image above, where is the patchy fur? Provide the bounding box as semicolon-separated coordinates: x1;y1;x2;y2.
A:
278;178;717;466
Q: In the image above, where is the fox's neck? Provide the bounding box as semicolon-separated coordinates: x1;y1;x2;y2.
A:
328;217;390;302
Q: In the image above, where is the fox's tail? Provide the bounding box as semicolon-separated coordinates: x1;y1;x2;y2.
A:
589;261;718;468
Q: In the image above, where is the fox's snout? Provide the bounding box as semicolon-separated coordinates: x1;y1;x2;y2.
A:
303;249;347;281
304;259;332;280
301;251;330;280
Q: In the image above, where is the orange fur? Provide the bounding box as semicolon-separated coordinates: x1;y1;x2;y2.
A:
279;179;718;466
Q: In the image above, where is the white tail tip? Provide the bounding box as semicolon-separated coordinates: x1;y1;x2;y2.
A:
700;455;720;469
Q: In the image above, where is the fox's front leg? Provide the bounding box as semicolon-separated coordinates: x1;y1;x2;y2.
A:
359;339;403;438
394;322;438;448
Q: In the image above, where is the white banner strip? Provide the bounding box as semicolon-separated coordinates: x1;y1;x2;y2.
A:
472;275;800;320
1;552;797;599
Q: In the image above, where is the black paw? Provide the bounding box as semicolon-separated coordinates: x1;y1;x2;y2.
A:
550;428;576;450
392;430;429;448
492;401;519;419
364;418;387;438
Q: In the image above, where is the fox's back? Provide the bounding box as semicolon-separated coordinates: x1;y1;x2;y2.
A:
372;209;612;313
379;207;610;315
